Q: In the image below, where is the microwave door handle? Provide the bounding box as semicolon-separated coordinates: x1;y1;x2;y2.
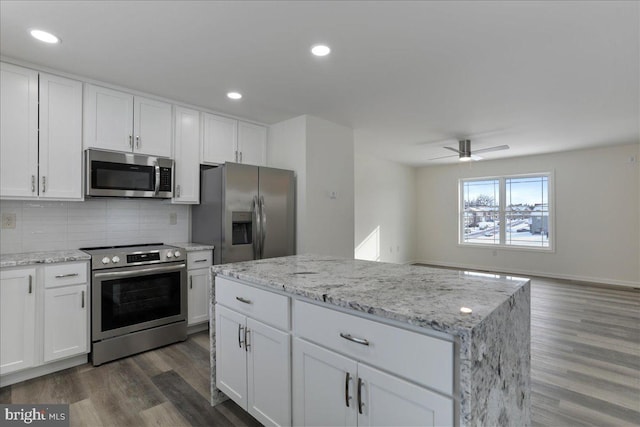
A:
154;162;160;195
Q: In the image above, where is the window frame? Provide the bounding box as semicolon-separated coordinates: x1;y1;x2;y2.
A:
458;172;555;252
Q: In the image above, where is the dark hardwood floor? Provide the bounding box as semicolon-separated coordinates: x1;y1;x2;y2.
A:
1;277;638;426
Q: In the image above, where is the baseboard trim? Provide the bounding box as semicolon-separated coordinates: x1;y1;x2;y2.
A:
412;259;640;289
0;354;88;387
187;322;209;335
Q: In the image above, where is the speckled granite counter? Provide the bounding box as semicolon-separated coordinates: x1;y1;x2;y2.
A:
211;254;531;426
0;249;91;268
169;242;214;252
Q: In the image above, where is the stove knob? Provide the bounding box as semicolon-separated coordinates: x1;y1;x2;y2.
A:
111;256;120;264
174;250;182;258
101;257;111;264
166;251;174;258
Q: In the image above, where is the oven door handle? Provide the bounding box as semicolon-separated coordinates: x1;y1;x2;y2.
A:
94;263;186;278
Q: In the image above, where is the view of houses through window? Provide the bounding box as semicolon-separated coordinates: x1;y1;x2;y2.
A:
460;174;551;248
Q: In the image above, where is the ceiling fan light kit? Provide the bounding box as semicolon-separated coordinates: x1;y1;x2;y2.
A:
458;139;472;161
428;138;510;162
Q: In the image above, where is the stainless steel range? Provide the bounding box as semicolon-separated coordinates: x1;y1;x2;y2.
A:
81;243;187;366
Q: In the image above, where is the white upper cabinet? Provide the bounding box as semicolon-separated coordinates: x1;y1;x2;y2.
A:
237;121;267;167
173;106;201;204
38;73;83;199
202;114;267;166
0;63;82;200
0;63;38;198
202;112;237;164
84;84;172;158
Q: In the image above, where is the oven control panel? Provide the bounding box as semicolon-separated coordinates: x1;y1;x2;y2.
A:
85;244;186;270
128;252;161;263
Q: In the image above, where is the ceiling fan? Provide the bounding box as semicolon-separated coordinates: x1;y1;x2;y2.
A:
428;139;510;161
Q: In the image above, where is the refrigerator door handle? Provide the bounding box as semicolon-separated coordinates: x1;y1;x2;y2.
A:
259;195;267;258
253;195;261;259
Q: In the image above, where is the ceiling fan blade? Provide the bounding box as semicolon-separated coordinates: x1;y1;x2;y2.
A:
473;144;510;154
427;153;458;161
442;146;461;154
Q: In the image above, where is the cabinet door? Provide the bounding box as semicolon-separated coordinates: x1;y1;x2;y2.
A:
293;338;358;427
0;268;36;374
83;84;134;152
202;113;237;164
0;63;38;198
173;106;201;204
357;363;453;427
133;96;172;157
38;73;83;200
237;121;266;166
188;268;209;325
215;304;248;408
43;284;88;362
247;318;291;427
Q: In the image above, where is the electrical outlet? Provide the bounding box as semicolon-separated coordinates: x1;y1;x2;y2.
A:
2;213;16;229
169;212;177;225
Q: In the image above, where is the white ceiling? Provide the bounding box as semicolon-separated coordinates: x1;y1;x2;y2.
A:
1;1;638;166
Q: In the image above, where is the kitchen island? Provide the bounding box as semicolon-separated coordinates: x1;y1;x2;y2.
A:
210;254;530;426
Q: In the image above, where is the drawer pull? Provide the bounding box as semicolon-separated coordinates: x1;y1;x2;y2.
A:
194;259;208;263
340;333;370;346
55;273;79;279
236;296;252;304
345;372;352;407
238;324;244;349
357;377;364;414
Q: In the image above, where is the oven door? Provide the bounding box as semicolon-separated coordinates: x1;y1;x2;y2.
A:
91;262;187;341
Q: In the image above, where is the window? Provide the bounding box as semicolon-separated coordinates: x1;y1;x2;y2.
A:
460;173;552;249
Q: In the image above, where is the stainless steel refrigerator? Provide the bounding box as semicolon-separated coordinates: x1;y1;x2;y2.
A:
191;163;295;265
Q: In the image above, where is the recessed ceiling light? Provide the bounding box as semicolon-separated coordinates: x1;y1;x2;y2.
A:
227;92;242;100
311;44;331;57
30;29;60;44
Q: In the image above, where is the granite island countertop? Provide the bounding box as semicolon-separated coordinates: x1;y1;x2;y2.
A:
212;254;529;338
0;249;91;268
169;242;214;252
211;254;532;426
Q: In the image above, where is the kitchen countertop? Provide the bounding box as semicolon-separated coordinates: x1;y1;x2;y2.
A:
170;242;214;252
0;249;91;268
211;254;531;426
212;254;528;337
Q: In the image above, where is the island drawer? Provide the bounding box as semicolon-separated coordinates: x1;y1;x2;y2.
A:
215;277;290;330
293;300;453;395
187;250;213;269
43;262;88;288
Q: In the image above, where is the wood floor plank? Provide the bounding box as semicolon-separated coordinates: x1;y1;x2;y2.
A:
69;398;103;427
139;401;191;427
10;365;87;404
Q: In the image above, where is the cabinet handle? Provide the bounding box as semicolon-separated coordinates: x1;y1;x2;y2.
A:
239;151;243;163
42;176;46;193
357;377;364;415
340;333;370;346
345;372;352;407
189;276;193;289
194;259;208;263
55;273;79;279
238;324;245;348
28;275;32;294
235;150;238;162
31;175;36;193
176;185;181;198
235;296;252;304
129;135;133;149
81;290;85;308
244;328;250;352
136;135;140;148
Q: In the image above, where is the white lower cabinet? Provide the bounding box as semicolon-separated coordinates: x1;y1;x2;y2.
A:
0;268;36;375
293;338;452;427
186;250;213;326
216;304;291;426
43;284;88;362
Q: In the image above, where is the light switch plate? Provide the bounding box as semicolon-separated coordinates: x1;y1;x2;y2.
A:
2;213;16;229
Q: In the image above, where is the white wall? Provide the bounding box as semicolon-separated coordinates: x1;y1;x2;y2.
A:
268;115;355;258
0;199;189;254
354;137;416;264
415;143;640;287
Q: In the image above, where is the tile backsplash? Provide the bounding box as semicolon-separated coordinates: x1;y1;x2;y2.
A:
0;199;190;254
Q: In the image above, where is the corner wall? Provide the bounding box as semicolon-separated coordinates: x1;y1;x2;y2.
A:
415;143;640;287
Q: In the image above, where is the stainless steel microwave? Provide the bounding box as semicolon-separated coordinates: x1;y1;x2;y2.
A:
85;149;173;199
